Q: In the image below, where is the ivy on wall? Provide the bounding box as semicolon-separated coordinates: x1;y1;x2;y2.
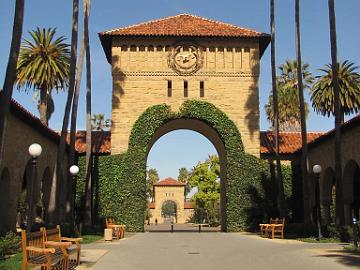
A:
77;100;294;232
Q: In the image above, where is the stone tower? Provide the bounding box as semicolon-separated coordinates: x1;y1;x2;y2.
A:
99;14;270;156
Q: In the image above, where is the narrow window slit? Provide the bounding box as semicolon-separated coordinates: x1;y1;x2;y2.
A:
200;81;204;97
184;81;188;97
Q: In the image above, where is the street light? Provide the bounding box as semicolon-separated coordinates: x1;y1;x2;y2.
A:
353;218;358;248
27;143;42;233
313;164;323;241
69;165;79;233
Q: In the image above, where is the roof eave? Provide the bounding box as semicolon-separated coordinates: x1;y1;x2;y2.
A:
99;33;271;64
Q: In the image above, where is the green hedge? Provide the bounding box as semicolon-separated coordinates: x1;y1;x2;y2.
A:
77;100;292;232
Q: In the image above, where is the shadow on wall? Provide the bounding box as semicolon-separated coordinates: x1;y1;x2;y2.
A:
244;49;261;139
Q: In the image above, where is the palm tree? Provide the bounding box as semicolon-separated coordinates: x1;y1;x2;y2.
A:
91;114;111;131
278;60;314;89
16;28;70;125
270;0;286;218
83;0;93;227
328;0;344;225
295;0;311;224
265;60;313;131
0;0;25;167
311;60;360;121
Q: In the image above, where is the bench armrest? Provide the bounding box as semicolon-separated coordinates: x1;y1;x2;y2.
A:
61;237;83;243
26;246;55;254
45;241;72;248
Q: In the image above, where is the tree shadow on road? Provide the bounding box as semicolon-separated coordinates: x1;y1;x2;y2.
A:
315;249;360;267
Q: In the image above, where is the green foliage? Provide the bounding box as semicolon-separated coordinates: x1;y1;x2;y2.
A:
16;27;70;122
146;168;159;200
77;100;285;232
178;167;191;196
91;114;111;131
0;253;22;270
265;60;313;131
311;60;360;117
189;155;220;225
161;201;177;218
0;232;21;260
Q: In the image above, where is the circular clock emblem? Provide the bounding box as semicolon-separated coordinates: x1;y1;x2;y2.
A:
168;44;203;75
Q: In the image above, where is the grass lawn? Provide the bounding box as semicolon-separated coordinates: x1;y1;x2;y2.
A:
0;253;22;270
82;233;103;244
297;237;341;243
0;234;106;270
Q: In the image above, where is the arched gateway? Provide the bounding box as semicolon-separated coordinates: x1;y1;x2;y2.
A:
98;14;271;232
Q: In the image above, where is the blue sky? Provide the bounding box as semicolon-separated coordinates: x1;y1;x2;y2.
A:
1;1;359;179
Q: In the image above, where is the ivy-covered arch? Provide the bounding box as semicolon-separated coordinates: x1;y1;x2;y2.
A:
80;100;274;232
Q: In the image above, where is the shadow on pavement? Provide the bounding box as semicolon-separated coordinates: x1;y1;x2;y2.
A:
316;249;360;267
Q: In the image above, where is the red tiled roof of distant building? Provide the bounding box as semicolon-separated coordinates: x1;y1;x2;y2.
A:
153;177;186;186
184;202;194;209
0;93;62;144
74;131;111;154
99;14;270;63
148;202;155;209
260;131;325;155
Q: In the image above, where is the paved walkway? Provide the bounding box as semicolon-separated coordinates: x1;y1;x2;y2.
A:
80;232;360;270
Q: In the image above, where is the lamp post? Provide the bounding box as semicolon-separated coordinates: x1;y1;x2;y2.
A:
28;143;42;233
313;164;323;241
353;218;358;248
69;165;79;233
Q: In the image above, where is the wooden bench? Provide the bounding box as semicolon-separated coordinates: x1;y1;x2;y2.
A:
259;218;285;239
105;217;126;240
41;225;82;269
21;230;66;270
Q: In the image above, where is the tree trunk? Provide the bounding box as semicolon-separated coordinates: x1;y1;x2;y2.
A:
0;0;25;167
296;0;311;224
83;0;93;227
55;0;79;225
39;88;49;126
270;0;287;218
68;28;85;229
328;0;344;225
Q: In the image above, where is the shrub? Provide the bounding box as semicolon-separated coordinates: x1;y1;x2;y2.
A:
0;232;21;260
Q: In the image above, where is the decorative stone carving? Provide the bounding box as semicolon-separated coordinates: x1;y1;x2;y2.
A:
168;43;203;75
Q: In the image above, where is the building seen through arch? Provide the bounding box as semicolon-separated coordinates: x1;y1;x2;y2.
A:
148;177;194;224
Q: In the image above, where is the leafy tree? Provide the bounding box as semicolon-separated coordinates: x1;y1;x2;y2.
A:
265;60;313;131
161;200;177;218
188;155;220;225
91;114;111;131
146;168;159;201
311;60;360;121
178;167;191;196
16;27;70;125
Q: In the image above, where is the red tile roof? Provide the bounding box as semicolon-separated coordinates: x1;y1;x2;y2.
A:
184;202;194;209
148;202;155;209
0;93;62;144
260;131;325;155
153;177;186;187
74;131;111;154
296;114;360;153
99;13;270;63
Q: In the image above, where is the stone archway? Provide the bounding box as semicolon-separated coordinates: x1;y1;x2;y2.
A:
343;160;360;224
321;167;335;224
0;168;11;234
161;200;178;223
147;118;227;230
91;100;272;232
